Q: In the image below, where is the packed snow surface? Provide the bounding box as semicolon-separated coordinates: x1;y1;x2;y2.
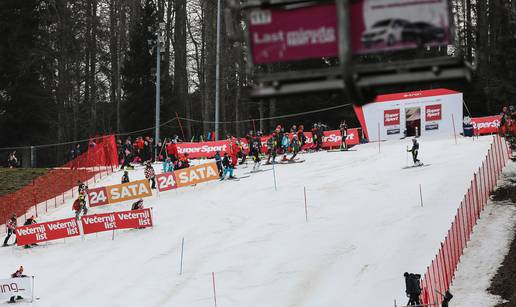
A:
1;136;495;307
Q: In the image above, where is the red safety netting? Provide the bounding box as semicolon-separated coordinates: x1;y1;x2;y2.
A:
0;135;118;229
420;135;511;305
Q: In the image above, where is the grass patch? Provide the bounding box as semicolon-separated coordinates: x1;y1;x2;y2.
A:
0;167;50;196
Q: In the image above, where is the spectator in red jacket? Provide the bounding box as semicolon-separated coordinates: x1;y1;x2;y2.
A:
166;140;178;163
3;214;17;246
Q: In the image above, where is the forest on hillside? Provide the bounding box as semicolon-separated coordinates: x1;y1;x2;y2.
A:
0;0;515;147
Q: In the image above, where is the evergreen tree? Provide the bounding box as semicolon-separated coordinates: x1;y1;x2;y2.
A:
121;0;159;135
0;0;52;146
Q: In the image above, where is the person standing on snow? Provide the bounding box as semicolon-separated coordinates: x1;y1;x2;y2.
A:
339;120;348;151
23;217;38;248
9;266;26;303
131;199;144;210
73;197;88;220
289;134;301;162
407;138;421;165
214;151;223;177
121;170;130;184
220;153;236;180
3;214;17;246
144;161;156;189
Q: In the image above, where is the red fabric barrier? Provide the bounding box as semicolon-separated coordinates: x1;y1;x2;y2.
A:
420;135;510;306
0;135;118;230
15;217;80;246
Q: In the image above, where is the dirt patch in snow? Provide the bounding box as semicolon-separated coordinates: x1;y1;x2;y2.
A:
489;181;516;307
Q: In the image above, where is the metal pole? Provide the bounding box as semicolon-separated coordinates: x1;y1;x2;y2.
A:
215;0;221;140
156;30;161;153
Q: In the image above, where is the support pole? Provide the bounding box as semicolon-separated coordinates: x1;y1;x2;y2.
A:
378;122;381;153
155;28;161;153
214;0;221;140
272;162;278;191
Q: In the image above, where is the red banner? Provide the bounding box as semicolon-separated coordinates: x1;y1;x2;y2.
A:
426;104;442;121
470;115;501;135
384;109;400;126
247;4;339;64
87;187;109;207
176;140;231;159
15;217;80;246
81;208;153;235
156;172;178;192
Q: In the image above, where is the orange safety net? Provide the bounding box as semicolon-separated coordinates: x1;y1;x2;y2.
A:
0;135;118;225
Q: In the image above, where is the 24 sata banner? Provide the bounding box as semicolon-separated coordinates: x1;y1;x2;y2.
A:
15;217;80;246
156;162;220;191
88;179;153;207
81;208;153;235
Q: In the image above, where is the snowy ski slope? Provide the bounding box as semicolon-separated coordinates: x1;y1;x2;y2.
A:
0;135;495;307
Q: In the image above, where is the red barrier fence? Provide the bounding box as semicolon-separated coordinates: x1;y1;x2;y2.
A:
420;135;511;305
0;135;119;231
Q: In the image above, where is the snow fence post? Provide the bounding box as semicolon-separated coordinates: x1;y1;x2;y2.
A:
112;229;115;240
212;272;218;307
31;276;35;303
377;122;381;153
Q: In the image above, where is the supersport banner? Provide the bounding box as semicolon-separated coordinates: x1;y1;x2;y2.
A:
176;140;230;159
81;208;153;235
88;179;153;207
15;217;80;246
470;115;501;135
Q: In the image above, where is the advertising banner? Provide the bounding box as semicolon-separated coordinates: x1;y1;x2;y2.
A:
174;162;220;187
176;140;230;159
470;115;501;135
351;0;450;54
16;218;80;246
0;277;33;300
247;4;339;64
87;187;109;207
81;208;153;235
156;172;178;192
426;104;442;121
384;109;400;126
105;180;153;205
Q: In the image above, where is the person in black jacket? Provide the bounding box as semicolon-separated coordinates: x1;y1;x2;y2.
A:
220;153;236;180
121;171;130;184
23;217;38;249
3;214;17;246
407;138;421;165
214;151;223;177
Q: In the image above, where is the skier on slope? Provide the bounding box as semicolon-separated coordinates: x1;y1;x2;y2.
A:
339;120;348;151
144;161;156;189
9;266;26;303
73;197;88;220
121;170;130;184
289;134;301;162
214;151;223;177
220;153;236;180
22;217;38;249
407;138;422;166
131;199;144;211
266;132;278;164
250;134;262;172
3;214;17;246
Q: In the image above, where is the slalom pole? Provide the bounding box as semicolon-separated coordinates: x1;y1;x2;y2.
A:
272;162;278;191
378;122;381;153
304;187;308;223
112;229;115;240
180;237;185;275
212;272;218;307
419;184;424;207
452;114;458;145
406;146;409;167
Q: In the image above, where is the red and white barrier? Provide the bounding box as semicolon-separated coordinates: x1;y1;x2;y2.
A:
470;115;501;135
16;217;80;246
419;135;511;305
81;208;153;235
